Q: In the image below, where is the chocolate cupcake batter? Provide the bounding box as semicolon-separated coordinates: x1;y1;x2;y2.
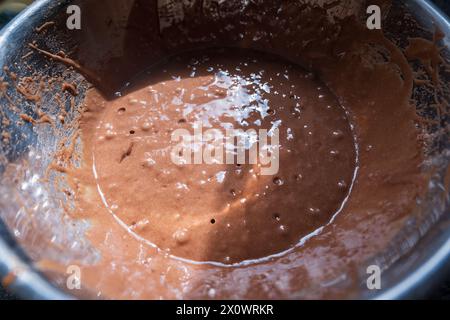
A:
89;48;356;264
4;0;439;299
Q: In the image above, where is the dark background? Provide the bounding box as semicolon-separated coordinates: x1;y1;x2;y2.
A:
0;0;449;300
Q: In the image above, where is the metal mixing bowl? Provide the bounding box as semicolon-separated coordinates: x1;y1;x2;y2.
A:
0;0;449;299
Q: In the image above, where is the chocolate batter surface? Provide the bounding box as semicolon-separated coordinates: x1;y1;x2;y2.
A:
90;48;356;264
3;0;435;300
